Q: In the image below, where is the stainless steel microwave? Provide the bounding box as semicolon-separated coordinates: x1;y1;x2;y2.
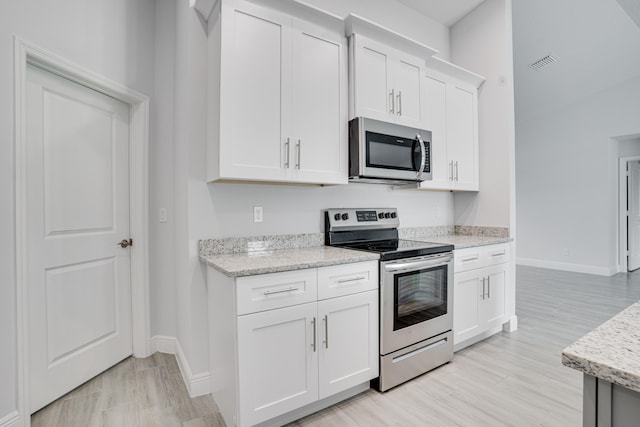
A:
348;117;432;185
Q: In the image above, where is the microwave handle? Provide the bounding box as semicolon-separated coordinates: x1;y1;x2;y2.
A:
416;134;426;179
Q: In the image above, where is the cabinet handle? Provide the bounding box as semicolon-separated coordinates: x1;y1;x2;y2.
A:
284;138;290;168
481;277;485;300
296;140;301;170
455;161;459;181
491;251;506;257
263;286;299;296
449;161;454;181
389;89;395;114
487;276;491;299
461;256;479;263
311;317;317;352
337;276;366;284
323;315;329;349
397;91;402;116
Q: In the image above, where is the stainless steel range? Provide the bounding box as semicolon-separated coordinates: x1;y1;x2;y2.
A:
325;208;454;391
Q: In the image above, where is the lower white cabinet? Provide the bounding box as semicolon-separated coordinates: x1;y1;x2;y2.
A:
453;244;509;349
208;261;378;427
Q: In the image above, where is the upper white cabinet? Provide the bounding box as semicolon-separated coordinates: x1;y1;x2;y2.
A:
206;0;348;184
349;35;425;127
420;63;482;191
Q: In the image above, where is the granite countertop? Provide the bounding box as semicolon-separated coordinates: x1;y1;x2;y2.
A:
201;246;380;277
414;234;512;249
562;301;640;392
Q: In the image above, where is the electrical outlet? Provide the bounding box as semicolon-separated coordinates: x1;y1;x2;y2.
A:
562;248;569;256
253;206;263;223
159;208;167;223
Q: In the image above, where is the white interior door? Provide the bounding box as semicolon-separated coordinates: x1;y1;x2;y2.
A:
628;161;640;271
26;64;132;412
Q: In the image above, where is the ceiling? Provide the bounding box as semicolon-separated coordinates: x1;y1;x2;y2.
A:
396;0;640;124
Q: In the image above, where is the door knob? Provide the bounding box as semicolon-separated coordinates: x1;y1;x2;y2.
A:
117;239;133;248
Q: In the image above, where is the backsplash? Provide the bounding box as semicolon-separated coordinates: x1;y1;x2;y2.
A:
454;225;509;238
200;225;509;258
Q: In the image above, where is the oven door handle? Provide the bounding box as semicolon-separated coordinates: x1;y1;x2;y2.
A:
383;255;452;272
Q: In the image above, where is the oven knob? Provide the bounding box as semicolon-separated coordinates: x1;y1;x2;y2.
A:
391;212;397;218
384;212;391;219
334;213;341;221
342;213;349;221
378;212;384;219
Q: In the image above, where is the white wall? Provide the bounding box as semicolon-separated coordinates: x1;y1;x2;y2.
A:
151;0;177;341
516;75;640;275
450;0;515;230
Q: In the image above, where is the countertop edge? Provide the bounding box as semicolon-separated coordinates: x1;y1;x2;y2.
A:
562;351;640;393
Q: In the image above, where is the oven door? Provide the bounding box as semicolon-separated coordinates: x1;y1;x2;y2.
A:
380;252;453;355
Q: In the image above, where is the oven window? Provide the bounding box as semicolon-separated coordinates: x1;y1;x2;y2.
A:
394;265;447;331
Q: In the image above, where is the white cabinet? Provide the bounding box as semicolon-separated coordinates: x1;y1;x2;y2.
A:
420;67;480;191
453;244;509;349
207;260;379;427
237;302;318;426
349;34;426;128
207;0;348;184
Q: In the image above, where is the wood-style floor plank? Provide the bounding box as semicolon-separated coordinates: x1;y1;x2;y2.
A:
31;265;640;426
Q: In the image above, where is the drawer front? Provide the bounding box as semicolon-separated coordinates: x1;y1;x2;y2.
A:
454;247;484;273
317;261;378;300
484;243;510;266
236;269;317;315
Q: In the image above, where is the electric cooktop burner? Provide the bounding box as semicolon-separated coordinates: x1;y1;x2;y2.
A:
325;208;453;261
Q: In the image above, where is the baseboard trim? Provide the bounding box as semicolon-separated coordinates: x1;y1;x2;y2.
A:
516;258;617;276
175;340;211;398
0;411;20;427
150;335;177;354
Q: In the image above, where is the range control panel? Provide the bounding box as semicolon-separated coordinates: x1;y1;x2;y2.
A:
325;208;399;231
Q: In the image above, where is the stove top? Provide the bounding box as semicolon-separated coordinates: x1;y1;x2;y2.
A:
336;239;453;261
324;208;453;261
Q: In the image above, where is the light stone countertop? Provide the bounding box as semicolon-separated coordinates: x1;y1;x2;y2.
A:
562;301;640;392
201;246;379;277
413;234;512;249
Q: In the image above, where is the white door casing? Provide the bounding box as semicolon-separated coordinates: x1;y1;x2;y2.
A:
15;38;150;424
628;161;640;271
26;64;133;412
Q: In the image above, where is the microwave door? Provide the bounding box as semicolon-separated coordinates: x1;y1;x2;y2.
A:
364;132;421;182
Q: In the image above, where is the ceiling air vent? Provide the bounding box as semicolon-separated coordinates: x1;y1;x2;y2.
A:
528;54;558;71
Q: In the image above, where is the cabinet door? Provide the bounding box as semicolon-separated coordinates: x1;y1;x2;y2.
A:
453;270;482;345
420;73;451;189
351;36;392;122
393;54;424;127
237;302;318;426
481;264;507;329
219;2;291;181
447;84;478;190
317;291;379;399
291;21;347;184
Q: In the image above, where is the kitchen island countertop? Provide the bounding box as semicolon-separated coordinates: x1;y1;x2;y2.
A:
562;301;640;392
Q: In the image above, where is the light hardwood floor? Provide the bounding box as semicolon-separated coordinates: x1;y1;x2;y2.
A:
32;265;640;426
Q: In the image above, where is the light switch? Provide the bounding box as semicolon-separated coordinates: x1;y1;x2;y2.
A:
159;208;167;223
253;206;263;223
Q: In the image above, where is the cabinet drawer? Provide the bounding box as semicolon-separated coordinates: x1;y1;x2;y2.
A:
317;261;378;300
454;247;483;273
483;243;510;266
236;269;317;315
